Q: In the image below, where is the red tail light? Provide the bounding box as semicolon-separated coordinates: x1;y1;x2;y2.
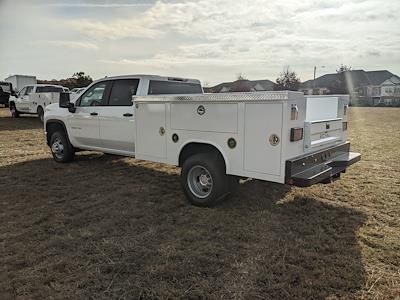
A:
290;127;303;142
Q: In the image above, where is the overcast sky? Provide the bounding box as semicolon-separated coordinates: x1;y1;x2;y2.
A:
0;0;399;85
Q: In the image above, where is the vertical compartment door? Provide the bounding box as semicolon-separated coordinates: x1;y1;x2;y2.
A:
244;103;283;176
135;103;167;162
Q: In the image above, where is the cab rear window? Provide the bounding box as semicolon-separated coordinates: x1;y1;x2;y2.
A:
148;80;202;95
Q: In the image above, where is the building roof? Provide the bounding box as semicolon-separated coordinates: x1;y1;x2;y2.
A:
300;70;398;89
207;79;275;93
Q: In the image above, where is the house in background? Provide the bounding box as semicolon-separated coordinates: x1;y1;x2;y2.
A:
368;76;400;106
299;70;400;106
206;70;400;106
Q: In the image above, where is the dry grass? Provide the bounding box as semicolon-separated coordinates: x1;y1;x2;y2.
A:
0;107;399;299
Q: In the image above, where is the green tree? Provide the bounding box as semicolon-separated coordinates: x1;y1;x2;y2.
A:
274;67;301;91
73;72;93;88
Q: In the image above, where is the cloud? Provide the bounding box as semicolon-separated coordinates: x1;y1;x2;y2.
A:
98;53;266;68
68;19;161;39
1;0;399;83
40;40;99;50
46;3;152;8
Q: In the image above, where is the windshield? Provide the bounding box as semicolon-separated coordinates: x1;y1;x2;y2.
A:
0;82;11;93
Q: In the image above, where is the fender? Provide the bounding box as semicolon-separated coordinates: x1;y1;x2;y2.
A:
45;119;70;146
177;139;230;172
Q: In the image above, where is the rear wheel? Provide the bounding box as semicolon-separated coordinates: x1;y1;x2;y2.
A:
50;131;75;163
181;153;234;206
10;105;20;118
37;106;44;123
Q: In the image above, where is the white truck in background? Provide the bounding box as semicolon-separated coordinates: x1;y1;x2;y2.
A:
4;75;37;93
9;84;65;122
44;75;360;206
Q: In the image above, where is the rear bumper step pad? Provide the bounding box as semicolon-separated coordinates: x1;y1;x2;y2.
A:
285;142;361;187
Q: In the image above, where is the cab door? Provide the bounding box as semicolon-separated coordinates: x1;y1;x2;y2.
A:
16;86;33;112
98;79;139;154
67;81;111;148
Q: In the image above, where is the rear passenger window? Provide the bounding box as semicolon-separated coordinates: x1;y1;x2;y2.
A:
108;79;139;106
148;80;202;95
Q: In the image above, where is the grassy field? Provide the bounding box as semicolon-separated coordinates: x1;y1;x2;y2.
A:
0;107;399;299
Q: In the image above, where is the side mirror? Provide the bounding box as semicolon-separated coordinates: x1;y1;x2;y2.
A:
59;92;76;113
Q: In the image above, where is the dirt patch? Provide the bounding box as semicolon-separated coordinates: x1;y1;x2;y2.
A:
0;107;399;299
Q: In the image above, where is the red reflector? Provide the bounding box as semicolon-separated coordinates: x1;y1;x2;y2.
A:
342;122;348;131
288;178;294;185
290;127;303;142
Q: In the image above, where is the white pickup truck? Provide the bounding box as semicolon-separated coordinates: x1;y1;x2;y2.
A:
9;84;65;122
44;75;360;206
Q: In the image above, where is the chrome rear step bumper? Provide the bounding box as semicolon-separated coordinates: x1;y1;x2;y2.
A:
285;142;361;187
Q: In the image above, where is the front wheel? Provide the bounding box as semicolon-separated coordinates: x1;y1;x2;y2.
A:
50;131;75;163
10;105;20;118
37;106;44;123
181;153;233;206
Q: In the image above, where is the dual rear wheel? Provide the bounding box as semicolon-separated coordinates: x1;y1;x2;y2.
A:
181;153;239;206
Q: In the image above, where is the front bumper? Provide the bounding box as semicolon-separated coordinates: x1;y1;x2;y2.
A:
285;142;361;187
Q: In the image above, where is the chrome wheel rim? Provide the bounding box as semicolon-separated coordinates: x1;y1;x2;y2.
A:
187;165;213;198
51;137;64;159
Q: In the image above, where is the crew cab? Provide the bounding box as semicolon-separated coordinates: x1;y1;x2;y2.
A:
9;84;65;122
44;75;360;206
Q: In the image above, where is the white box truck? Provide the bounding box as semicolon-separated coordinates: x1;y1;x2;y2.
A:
44;75;361;206
4;75;37;93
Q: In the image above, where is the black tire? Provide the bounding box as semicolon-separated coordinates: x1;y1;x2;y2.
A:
49;131;75;163
181;153;232;206
10;105;20;118
37;106;44;123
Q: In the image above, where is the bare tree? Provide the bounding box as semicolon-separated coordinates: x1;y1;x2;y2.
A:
274;67;301;91
336;64;352;73
237;73;247;81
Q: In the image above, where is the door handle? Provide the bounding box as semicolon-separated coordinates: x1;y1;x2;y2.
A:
123;113;133;117
90;112;98;116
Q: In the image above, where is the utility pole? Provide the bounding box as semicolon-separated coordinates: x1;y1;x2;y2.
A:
313;66;317;89
313;66;325;91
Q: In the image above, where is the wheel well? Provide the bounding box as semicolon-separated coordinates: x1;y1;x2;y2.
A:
46;121;67;146
179;143;226;170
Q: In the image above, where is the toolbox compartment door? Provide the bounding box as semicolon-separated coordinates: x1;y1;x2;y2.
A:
135;103;167;162
244;103;283;176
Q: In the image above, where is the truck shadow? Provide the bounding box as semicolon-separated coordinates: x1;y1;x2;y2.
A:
0;154;366;299
0;113;43;131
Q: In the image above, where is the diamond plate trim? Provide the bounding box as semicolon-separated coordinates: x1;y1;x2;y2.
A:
133;91;303;103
